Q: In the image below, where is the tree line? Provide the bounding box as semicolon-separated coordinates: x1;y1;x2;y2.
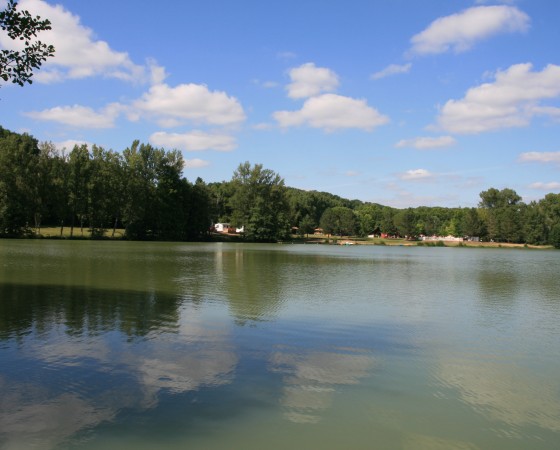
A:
1;127;560;247
0;127;209;240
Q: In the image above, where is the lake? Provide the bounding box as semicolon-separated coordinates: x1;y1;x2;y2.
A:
1;240;559;449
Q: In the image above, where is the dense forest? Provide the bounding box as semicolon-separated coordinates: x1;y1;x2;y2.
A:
1;126;560;247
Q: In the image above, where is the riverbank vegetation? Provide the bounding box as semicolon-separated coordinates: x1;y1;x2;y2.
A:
1;126;559;247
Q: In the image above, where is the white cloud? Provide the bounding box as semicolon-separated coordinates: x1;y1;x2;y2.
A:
286;63;339;99
371;63;412;80
436;63;560;134
25;103;122;128
262;81;279;89
277;51;297;60
149;131;236;151
395;136;456;149
529;182;560;190
53;139;92;152
253;122;274;130
133;83;246;127
475;0;517;4
529;105;560;121
399;169;434;181
274;94;389;132
24;82;245;131
252;79;279;89
3;0;147;83
184;159;210;169
148;59;167;85
437;359;560;434
410;5;529;55
375;183;457;208
519;151;560;164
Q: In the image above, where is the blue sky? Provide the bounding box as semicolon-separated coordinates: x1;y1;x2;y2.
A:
1;0;559;208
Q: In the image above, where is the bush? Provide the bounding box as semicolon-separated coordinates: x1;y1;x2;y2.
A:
549;224;560;249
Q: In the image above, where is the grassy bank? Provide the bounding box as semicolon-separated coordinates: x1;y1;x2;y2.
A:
29;227;126;239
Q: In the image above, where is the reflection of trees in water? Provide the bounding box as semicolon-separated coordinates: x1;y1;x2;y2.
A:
475;254;560;310
476;263;519;305
270;348;375;423
0;283;181;340
212;248;290;324
474;266;520;330
211;246;408;324
474;258;560;335
0;304;238;450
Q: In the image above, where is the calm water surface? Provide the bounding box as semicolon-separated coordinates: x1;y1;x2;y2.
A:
0;241;559;449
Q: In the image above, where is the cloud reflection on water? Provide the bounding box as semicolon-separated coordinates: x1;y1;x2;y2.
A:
0;301;238;450
436;359;560;434
0;378;115;450
135;312;238;405
270;349;375;423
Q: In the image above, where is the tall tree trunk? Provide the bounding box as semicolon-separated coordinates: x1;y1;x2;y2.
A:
112;214;119;238
70;208;75;237
34;212;41;236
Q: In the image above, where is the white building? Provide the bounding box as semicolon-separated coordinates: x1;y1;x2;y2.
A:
214;223;230;232
421;235;464;242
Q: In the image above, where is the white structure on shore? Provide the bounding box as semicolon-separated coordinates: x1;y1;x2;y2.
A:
421;235;464;242
214;223;230;232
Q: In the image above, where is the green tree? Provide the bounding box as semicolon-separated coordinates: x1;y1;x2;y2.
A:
0;0;55;87
105;149;125;237
186;177;212;239
153;149;187;240
298;214;315;237
538;193;560;246
462;207;484;238
522;202;546;245
394;208;417;238
0;126;40;235
230;162;289;242
549;223;560;249
208;181;234;223
479;188;523;242
120;141;210;241
67;144;91;237
320;206;356;237
33;141;60;234
86;145;126;237
355;203;383;236
443;210;464;237
479;187;521;208
380;207;398;236
285;187;349;229
45;143;70;236
122;141;159;239
498;206;522;243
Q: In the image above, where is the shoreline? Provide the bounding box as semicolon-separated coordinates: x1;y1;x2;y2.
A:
296;235;554;250
1;228;555;250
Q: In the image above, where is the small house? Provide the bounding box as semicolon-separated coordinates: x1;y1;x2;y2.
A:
214;223;230;233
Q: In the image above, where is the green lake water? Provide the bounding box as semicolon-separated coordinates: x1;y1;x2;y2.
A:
0;240;559;449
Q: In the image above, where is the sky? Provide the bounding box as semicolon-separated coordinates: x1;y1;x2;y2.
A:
1;0;559;208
